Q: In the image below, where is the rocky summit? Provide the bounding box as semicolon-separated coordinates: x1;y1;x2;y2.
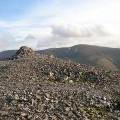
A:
0;46;120;120
9;46;38;60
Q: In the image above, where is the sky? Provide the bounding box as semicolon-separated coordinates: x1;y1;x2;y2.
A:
0;0;120;51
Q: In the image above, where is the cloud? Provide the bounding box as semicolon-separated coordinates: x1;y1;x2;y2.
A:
52;25;109;38
0;0;120;51
52;25;91;38
0;32;38;51
36;25;114;49
0;23;116;51
37;34;120;50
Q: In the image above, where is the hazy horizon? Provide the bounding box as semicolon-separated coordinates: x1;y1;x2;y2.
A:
0;0;120;51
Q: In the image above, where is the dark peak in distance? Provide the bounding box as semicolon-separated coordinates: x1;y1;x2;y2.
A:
9;46;37;60
0;44;120;71
39;44;120;71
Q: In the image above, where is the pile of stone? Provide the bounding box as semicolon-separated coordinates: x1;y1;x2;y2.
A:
0;46;120;119
9;46;38;60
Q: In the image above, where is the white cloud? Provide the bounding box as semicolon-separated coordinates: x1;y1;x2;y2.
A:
52;25;109;38
0;0;120;51
52;25;91;38
36;24;120;49
0;32;38;51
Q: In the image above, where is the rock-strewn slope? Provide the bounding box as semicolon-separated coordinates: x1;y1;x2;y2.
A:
39;44;120;71
0;46;120;120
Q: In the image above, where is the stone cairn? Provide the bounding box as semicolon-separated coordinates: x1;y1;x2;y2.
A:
10;46;37;60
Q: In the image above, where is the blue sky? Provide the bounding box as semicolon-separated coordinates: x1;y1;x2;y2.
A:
0;0;38;20
0;0;120;51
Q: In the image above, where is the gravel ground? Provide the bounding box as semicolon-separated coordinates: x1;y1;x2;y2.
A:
0;46;120;120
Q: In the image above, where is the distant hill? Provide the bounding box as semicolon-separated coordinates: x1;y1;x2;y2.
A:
0;50;16;60
39;44;120;71
0;44;120;71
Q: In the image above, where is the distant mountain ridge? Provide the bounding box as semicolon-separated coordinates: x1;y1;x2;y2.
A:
0;50;16;59
0;44;120;71
39;44;120;71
